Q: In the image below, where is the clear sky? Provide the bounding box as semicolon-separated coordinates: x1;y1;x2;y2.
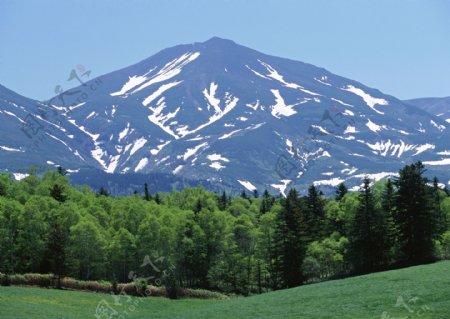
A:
1;0;449;101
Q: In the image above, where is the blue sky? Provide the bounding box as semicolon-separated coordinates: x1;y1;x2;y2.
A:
1;0;449;100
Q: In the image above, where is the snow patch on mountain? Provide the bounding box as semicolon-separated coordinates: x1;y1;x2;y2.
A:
238;180;257;192
343;85;388;114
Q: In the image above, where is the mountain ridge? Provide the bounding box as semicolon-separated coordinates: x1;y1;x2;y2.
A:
1;37;450;194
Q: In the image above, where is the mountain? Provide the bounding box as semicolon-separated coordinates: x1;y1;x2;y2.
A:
404;97;450;124
1;37;450;194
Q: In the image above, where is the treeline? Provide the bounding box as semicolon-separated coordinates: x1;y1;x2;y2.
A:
0;162;449;295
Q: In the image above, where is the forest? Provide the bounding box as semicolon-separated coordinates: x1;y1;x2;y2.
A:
0;161;449;296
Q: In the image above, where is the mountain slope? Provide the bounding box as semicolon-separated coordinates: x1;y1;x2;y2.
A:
2;37;450;193
404;96;450;124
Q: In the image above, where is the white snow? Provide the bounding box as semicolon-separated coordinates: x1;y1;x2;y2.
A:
3;111;25;123
413;143;435;155
237;117;248;122
259;60;321;96
343;109;354;116
423;158;450;166
344;125;357;134
270;89;297;118
118;122;130;142
181;142;208;161
46;160;55;165
270;180;291;197
218;129;242;140
106;155;121;173
0;145;23;152
132;52;200;94
366;119;386;133
13;173;29;181
331;98;353;107
173;165;183;174
203;82;221;113
110;73;151;96
343;85;388;114
86;111;96;120
238;180;257;192
142;81;182;106
150;141;170;155
134;157;149;172
147;99;180;139
209;162;225;171
246;100;261;111
351;172;398;181
68;119;100;141
322;172;334;176
311;125;331;135
437;150;450;155
186;93;239;136
207;154;229;162
129;137;147;156
313;178;345;187
341;167;358;175
430;120;446;131
314;76;332;86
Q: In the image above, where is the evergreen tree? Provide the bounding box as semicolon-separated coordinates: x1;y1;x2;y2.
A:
144;183;151;201
335;183;348;201
431;177;447;236
253;189;259;198
97;186;109;197
241;190;248;199
306;185;326;240
154;193;162;204
394;162;436;264
260;190;274;215
275;189;309;288
348;178;388;273
381;178;397;263
56;166;67;176
218;191;228;210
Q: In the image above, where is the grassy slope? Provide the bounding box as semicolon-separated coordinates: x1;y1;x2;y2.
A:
0;261;449;319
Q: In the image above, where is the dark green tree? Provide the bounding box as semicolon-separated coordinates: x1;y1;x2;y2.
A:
275;189;309;288
394;162;437;264
348;178;388;273
335;183;348;201
144;183;151;201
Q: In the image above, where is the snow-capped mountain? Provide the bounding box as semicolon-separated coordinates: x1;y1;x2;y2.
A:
1;37;450;194
405;97;450;125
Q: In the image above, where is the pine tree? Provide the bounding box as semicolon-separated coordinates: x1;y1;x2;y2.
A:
260;190;275;215
348;178;388;273
218;191;228;210
154;193;161;204
381;178;397;263
97;186;109;197
306;185;326;241
275;189;309;288
144;183;151;201
253;189;259;198
431;177;447;236
394;162;436;264
335;183;348;201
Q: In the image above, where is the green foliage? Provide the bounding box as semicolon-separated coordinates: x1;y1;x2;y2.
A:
0;162;448;297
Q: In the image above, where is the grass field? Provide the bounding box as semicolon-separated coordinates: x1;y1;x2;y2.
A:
0;261;449;319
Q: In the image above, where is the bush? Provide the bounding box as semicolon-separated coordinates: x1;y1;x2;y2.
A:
0;273;11;286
